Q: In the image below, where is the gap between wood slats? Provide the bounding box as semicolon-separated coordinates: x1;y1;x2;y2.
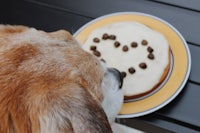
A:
155;114;200;132
147;0;200;13
23;0;94;19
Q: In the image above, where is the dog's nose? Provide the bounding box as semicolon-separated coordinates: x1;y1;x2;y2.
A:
108;68;123;89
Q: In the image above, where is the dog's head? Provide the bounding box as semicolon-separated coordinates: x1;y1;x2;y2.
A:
0;25;123;133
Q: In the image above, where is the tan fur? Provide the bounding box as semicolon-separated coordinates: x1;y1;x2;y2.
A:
0;25;112;133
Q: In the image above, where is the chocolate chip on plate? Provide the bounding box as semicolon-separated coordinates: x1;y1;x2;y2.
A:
90;45;96;51
122;45;129;52
109;35;116;40
141;40;148;46
114;41;120;47
102;33;109;40
147;46;154;53
128;67;136;74
93;50;101;57
148;53;155;60
121;71;127;78
139;62;147;69
131;42;138;48
93;37;100;43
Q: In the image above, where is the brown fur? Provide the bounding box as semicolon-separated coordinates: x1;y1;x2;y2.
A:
0;25;112;133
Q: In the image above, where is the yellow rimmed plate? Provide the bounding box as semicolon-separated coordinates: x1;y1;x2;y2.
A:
73;12;191;118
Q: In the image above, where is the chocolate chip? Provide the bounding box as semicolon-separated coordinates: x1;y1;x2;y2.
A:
114;41;120;47
121;71;127;78
90;45;96;51
147;46;154;53
93;50;101;57
139;63;147;69
109;35;116;40
93;37;100;43
148;53;155;60
122;45;129;52
102;33;109;40
141;40;148;46
128;67;136;74
131;42;138;48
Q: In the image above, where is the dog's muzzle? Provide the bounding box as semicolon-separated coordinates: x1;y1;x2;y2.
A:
108;68;123;89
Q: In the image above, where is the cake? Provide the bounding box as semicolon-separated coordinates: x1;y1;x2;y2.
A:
83;21;170;100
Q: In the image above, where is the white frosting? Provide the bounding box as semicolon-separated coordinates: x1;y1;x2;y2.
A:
83;22;169;97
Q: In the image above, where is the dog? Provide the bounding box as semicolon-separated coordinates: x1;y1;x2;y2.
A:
0;25;125;133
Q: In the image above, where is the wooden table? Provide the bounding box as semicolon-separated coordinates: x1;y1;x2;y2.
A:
1;0;200;132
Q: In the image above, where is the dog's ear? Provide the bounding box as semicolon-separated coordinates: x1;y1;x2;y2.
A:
35;82;113;133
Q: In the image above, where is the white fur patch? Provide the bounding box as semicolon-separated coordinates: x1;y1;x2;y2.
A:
101;68;124;124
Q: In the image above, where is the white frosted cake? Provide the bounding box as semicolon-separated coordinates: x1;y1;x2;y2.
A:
83;22;170;100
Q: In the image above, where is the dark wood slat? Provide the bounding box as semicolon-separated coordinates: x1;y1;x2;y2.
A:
132;115;200;133
156;82;200;128
28;0;200;45
150;0;200;12
188;44;200;84
0;0;91;33
118;118;174;133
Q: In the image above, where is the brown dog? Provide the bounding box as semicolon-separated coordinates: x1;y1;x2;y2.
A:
0;25;124;133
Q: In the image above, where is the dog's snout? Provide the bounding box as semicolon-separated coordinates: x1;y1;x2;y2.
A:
108;68;123;89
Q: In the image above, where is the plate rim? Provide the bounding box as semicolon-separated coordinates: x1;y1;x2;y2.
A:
73;12;191;118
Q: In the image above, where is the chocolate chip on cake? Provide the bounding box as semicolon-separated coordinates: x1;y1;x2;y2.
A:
93;50;101;57
128;67;136;74
122;45;129;52
131;42;138;48
148;53;155;60
121;71;127;78
90;45;96;51
141;40;148;46
147;46;154;53
102;33;109;40
139;62;147;69
114;41;120;47
93;37;100;43
109;35;116;40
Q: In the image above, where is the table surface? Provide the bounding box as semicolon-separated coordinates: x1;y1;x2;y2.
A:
1;0;200;132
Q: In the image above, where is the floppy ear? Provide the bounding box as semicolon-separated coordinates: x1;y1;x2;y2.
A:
37;82;113;133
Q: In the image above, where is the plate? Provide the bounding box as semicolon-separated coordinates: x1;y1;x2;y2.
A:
73;12;191;118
